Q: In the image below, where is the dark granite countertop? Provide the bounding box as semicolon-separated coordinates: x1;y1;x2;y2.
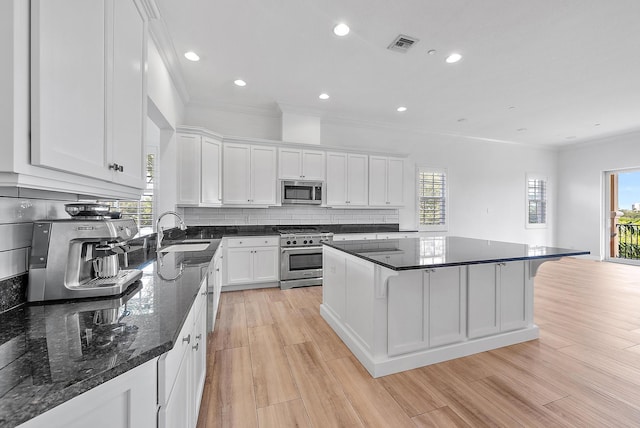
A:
0;241;220;428
324;236;590;271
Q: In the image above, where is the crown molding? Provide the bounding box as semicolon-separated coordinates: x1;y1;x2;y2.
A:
188;99;282;118
147;7;190;105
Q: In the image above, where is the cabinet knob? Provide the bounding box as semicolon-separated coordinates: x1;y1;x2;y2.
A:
108;163;124;172
182;334;191;344
192;343;199;351
201;291;207;296
195;334;202;340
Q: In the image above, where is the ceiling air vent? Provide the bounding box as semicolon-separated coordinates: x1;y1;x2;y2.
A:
387;34;419;53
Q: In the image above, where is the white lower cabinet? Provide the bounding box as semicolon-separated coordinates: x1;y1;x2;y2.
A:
158;277;208;428
223;236;279;287
387;266;465;356
18;358;158;428
467;261;528;339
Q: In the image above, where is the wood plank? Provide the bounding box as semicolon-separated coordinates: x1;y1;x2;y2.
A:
245;293;274;328
269;300;311;345
211;302;248;351
326;356;415;428
256;399;311;428
205;347;257;428
298;306;352;361
378;369;447;417
412;406;472;428
248;324;300;408
284;341;363;427
219;290;245;304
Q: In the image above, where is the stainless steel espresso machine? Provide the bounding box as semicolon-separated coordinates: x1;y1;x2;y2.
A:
28;205;143;302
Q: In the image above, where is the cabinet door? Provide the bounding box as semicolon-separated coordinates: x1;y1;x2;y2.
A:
223;143;251;204
347;154;369;206
500;262;527;332
253;247;279;282
302;150;325;180
467;264;500;339
326;152;348;205
191;299;207;420
110;0;146;188
225;247;254;285
201;137;222;205
387;157;404;206
250;146;277;205
368;156;388;206
278;148;303;179
159;354;192;428
31;0;110;181
177;134;201;205
428;267;465;347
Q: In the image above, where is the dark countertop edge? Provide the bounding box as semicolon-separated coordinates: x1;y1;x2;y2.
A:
322;241;590;271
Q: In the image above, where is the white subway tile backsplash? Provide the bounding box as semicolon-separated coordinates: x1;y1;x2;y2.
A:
182;205;399;227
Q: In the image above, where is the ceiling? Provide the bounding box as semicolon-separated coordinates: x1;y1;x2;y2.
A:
154;0;640;147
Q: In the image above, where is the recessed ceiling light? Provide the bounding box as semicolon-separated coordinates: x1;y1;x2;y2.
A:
565;135;577;140
445;53;462;63
333;23;350;37
319;93;330;100
184;51;200;61
427;49;437;55
457;118;467;122
234;79;247;87
397;106;407;112
508;106;516;110
517;128;527;132
594;123;601;127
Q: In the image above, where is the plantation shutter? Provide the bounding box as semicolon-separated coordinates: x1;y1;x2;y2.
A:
419;170;446;226
527;177;547;224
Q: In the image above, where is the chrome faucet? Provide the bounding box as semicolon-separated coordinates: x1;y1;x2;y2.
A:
156;211;187;251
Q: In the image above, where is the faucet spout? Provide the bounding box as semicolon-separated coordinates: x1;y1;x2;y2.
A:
156;211;187;251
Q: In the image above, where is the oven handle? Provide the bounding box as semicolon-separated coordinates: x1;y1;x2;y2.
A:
281;246;324;255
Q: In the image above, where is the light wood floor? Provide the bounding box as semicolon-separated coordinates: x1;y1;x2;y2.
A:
197;258;640;427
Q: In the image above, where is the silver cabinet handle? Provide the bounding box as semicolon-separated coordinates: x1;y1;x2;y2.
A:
182;334;191;344
108;163;124;172
195;334;202;340
192;343;199;351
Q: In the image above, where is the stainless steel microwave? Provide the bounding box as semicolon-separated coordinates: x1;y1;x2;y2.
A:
281;180;323;205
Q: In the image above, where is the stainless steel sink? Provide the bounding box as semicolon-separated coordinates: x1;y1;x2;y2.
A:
159;242;211;253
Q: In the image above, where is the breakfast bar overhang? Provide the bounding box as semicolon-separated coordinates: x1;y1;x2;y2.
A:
320;236;589;378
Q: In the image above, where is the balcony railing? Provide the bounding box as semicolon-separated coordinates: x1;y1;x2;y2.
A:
617;223;640;260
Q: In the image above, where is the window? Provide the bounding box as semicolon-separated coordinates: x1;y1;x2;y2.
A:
418;167;447;231
526;174;547;228
103;151;156;235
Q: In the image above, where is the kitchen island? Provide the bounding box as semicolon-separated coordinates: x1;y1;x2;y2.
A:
321;236;589;377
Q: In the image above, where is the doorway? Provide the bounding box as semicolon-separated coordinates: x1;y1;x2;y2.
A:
606;169;640;264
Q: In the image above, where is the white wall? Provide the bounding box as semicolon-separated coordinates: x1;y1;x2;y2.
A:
185;103;281;140
146;39;185;225
184;106;558;245
557;130;640;259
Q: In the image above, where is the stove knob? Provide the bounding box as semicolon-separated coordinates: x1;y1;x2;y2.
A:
293;240;297;245
303;240;307;244
287;241;291;245
309;239;313;244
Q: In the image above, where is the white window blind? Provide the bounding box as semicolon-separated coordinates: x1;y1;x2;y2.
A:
527;175;547;227
418;168;447;229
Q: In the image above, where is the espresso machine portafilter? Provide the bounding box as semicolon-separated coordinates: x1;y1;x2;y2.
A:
28;218;143;302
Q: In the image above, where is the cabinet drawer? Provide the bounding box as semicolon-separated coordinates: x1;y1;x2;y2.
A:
333;233;377;241
226;236;279;248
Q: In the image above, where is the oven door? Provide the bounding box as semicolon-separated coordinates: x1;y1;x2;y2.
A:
280;246;323;281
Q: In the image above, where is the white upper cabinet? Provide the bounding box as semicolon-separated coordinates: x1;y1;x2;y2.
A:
369;156;404;207
177;132;222;206
326;152;368;206
223;143;276;206
278;148;325;180
30;0;147;190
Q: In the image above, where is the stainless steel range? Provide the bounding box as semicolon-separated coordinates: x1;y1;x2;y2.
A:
279;227;333;289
